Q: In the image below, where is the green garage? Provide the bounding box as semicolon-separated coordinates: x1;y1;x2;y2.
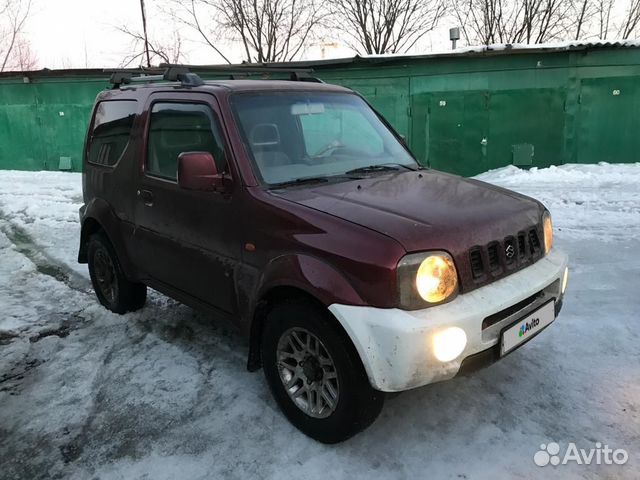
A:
1;41;639;176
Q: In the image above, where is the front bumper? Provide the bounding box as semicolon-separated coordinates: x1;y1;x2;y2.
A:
328;249;568;392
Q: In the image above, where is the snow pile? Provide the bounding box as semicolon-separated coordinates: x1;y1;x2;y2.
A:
0;164;638;479
475;162;640;241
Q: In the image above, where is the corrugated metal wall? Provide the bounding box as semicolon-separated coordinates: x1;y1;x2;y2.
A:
1;46;640;175
316;47;640;175
0;77;109;171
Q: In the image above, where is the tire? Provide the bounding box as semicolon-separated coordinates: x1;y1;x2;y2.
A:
261;300;384;443
87;233;146;314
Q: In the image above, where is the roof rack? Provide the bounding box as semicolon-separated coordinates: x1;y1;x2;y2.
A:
105;66;204;89
160;63;324;82
105;64;323;89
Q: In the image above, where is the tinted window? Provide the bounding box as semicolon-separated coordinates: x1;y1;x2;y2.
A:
146;103;226;180
88;100;137;166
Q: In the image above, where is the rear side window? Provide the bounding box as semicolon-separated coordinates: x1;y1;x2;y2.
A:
88;100;137;166
146;102;226;180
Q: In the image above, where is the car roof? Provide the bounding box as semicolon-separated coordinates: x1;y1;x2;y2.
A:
201;79;352;93
111;79;353;96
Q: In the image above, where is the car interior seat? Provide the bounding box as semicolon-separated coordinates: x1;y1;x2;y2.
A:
249;123;290;170
148;110;221;178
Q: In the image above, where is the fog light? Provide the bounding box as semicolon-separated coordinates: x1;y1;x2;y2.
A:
432;327;467;362
561;267;569;295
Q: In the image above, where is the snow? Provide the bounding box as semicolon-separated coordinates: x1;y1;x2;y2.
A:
360;39;640;59
0;164;638;479
475;163;640;241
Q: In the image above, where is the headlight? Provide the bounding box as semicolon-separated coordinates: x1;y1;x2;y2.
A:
416;255;458;302
543;211;553;254
397;251;459;309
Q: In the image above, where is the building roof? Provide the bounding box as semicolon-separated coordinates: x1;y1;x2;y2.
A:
1;39;639;79
267;39;640;68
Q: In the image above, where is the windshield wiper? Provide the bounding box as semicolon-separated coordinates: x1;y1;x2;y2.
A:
346;163;413;175
269;176;330;189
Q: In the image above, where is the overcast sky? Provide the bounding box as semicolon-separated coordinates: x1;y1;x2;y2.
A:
21;0;632;70
26;0;212;69
23;0;457;69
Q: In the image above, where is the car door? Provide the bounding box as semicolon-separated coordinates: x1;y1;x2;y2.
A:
131;92;239;315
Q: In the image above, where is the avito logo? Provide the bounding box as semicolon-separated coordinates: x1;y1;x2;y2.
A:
519;317;540;337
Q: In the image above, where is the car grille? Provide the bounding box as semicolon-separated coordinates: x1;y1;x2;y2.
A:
468;227;543;282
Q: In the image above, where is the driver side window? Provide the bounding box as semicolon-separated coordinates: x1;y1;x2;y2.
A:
299;107;384;156
146;102;226;180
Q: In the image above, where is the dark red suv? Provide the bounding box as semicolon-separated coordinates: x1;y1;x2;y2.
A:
78;68;568;443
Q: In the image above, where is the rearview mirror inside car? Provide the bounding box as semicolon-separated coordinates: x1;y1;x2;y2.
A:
291;102;325;115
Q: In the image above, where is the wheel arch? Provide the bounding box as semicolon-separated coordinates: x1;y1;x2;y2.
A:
78;198;137;279
78;216;103;263
246;254;367;372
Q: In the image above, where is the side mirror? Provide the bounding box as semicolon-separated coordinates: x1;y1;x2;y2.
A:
177;151;228;192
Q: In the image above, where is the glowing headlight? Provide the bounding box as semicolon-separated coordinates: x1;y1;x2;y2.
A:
543;211;553;255
433;327;467;362
416;255;458;303
397;251;459;310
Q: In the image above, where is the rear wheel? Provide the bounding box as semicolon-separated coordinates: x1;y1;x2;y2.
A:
88;233;146;314
261;300;384;443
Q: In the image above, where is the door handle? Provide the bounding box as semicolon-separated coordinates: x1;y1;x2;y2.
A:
137;189;154;206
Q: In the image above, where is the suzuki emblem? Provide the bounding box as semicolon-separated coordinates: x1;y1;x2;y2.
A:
505;244;515;258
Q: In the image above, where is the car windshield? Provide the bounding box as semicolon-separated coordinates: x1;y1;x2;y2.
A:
231;92;417;185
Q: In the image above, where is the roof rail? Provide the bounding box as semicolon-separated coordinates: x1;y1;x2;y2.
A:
289;71;324;83
105;64;323;88
160;63;323;82
161;65;204;86
105;66;204;89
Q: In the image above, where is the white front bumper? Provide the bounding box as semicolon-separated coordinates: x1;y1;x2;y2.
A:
329;249;568;392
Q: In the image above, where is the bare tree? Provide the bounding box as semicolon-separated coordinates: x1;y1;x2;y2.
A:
0;0;33;71
566;0;617;40
118;25;186;67
453;0;596;45
168;0;324;63
596;0;615;37
140;0;152;67
326;0;446;54
573;0;592;39
10;37;38;70
165;0;232;63
619;0;640;38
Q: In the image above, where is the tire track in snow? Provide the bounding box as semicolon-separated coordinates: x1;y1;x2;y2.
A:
0;210;91;296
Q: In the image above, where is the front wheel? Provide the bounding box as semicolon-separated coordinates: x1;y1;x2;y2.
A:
261;300;384;443
87;233;146;314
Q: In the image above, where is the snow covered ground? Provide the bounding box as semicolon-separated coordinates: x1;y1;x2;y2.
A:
0;164;638;479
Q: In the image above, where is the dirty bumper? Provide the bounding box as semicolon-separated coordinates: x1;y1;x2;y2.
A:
329;249;568;392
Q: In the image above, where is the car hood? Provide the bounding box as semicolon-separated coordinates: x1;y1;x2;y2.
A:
273;169;544;273
272;169;546;293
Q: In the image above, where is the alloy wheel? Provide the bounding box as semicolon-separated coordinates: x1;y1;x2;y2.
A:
93;248;118;304
276;327;340;419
